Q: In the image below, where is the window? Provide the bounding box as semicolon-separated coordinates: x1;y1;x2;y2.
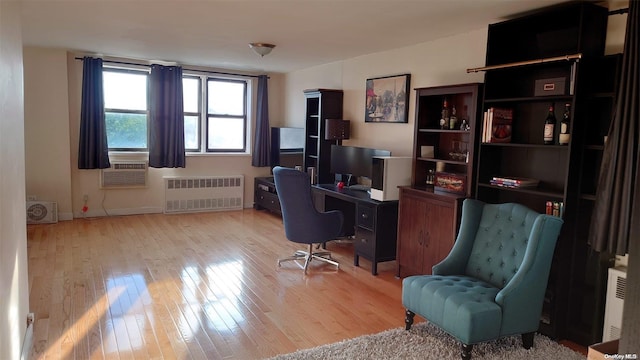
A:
103;69;148;150
183;76;201;151
207;79;247;152
102;66;249;154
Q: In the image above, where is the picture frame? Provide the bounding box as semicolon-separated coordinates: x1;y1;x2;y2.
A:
365;74;411;123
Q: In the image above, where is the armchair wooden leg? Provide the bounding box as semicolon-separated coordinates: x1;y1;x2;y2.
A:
404;310;415;330
461;343;473;359
522;332;534;349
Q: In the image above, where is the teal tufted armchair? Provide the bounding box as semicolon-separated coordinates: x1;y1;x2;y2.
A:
402;199;563;359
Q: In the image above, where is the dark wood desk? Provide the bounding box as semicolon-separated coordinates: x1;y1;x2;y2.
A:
312;184;399;275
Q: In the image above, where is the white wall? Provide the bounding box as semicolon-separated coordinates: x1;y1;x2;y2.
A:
0;2;30;359
283;29;486;156
23;47;73;220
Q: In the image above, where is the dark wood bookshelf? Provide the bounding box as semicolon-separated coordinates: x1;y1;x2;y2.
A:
474;1;613;345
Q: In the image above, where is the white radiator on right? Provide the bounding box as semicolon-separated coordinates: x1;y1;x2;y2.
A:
602;266;627;341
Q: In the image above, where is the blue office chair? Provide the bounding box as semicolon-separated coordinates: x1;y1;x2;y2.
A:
402;199;563;359
272;166;343;273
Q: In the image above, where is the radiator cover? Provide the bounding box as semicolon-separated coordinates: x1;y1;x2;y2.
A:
164;175;244;214
603;266;627;341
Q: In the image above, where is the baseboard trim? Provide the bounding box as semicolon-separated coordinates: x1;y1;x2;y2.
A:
20;313;34;360
74;207;164;218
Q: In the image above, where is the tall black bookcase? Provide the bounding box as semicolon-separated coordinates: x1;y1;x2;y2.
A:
473;1;612;344
303;89;343;184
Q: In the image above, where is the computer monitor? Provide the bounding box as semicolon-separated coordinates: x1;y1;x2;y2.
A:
330;145;391;179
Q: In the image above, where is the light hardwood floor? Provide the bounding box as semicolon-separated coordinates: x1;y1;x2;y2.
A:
27;209;407;360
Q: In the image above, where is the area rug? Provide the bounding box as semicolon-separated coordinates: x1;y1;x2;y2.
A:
266;322;584;360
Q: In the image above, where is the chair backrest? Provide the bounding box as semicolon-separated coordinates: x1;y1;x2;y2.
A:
272;166;325;243
464;202;554;288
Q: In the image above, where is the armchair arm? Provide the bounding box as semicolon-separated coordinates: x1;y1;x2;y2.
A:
495;215;563;334
433;199;485;275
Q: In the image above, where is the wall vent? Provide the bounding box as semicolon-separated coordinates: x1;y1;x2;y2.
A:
164;175;244;214
100;161;148;189
603;266;627;341
26;201;58;224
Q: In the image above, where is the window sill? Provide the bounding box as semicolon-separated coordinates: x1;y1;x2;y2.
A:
186;152;251;157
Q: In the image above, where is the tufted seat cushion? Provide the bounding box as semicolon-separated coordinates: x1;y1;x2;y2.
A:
403;275;501;344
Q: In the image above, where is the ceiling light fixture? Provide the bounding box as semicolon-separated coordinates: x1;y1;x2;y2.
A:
249;43;276;57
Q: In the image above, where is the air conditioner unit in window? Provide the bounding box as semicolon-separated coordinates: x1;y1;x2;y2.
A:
100;161;148;189
603;266;627;341
26;201;58;224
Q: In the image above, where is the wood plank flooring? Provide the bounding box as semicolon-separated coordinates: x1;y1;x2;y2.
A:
27;208;586;359
27;209;406;359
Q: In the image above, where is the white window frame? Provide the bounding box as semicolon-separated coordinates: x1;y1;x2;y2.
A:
100;64;253;156
103;66;150;152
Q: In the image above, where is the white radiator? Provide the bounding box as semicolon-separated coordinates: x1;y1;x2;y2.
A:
101;161;148;189
603;266;627;341
164;175;244;214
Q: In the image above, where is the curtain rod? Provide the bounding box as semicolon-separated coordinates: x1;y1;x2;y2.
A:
609;8;629;15
466;53;582;73
74;57;266;78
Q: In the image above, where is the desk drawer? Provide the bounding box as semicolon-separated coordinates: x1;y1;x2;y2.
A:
355;228;375;257
256;189;280;212
357;203;375;230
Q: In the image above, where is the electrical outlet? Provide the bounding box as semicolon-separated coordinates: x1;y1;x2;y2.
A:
27;195;37;201
83;194;89;202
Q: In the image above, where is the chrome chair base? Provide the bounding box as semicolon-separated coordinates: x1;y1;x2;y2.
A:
278;244;339;273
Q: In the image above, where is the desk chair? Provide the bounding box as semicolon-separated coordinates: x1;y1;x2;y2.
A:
402;199;563;359
272;166;343;273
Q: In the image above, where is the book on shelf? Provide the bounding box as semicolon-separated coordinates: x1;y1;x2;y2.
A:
482;108;493;142
490;176;539;188
482;107;513;143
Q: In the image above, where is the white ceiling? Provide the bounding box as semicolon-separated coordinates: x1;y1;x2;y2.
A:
20;0;574;74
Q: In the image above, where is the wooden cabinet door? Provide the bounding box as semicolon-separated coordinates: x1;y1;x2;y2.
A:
422;200;456;274
397;192;427;277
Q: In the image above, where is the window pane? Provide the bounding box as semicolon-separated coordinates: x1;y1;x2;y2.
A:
104;71;147;110
208;80;244;116
184;115;199;150
105;112;147;149
183;77;199;113
207;117;244;150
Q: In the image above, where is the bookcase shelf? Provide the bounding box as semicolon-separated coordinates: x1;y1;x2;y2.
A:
418;129;471;134
484;95;574;104
416;157;467;165
481;143;569;149
478;182;564;199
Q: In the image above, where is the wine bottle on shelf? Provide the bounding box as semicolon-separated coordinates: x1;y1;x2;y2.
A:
449;106;458;130
559;103;571;145
440;98;450;130
543;104;556;145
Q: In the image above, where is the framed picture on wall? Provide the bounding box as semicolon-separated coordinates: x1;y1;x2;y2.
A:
365;73;411;123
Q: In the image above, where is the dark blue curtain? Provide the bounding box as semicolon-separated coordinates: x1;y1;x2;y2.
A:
252;75;270;167
78;57;110;169
589;2;639;255
148;65;185;168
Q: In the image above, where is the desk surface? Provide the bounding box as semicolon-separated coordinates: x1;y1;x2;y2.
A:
313;184;394;204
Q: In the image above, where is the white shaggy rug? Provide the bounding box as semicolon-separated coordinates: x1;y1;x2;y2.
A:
266;322;584;360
